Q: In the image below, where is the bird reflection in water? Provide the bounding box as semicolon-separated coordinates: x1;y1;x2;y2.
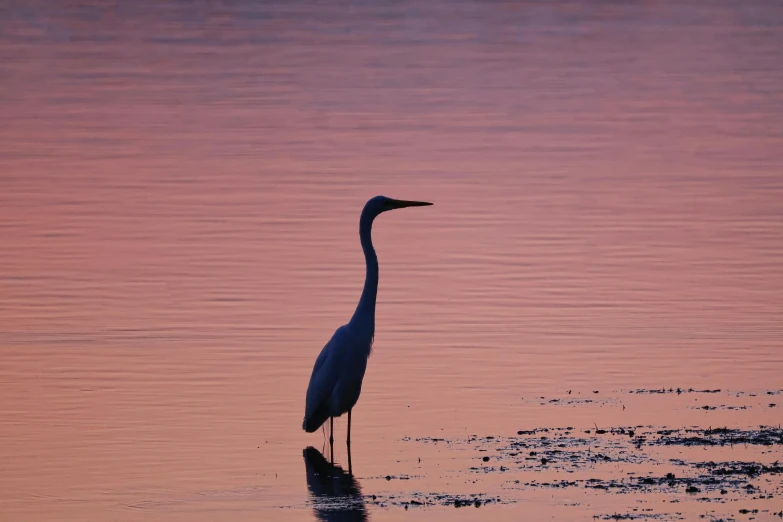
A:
303;446;367;522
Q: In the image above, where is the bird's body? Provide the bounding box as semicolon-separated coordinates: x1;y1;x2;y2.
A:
302;324;370;433
302;196;432;444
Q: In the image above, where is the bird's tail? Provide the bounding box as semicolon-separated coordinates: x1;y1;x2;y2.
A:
302;401;331;433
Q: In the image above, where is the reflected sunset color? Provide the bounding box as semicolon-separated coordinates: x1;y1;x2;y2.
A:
1;1;782;521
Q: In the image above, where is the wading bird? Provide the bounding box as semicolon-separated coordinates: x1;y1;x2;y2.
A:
302;196;432;452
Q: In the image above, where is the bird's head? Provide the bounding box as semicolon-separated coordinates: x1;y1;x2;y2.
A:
364;195;433;219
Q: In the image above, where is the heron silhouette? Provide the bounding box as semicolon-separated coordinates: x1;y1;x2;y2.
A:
302;196;432;454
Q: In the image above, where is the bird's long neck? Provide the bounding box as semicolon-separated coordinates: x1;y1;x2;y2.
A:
350;211;378;338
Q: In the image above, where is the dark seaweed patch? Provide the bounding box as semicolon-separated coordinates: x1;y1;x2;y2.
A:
365;492;506;509
629;388;721;395
693;460;783;476
651;426;783;447
406;424;783;506
596;514;669;521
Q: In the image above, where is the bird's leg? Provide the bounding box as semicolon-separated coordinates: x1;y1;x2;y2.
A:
347;409;351;446
347;410;353;474
347;440;353;475
329;416;334;464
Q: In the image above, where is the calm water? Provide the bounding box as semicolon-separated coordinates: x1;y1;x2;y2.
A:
1;1;782;520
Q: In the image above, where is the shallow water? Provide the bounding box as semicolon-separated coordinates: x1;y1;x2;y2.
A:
1;1;782;520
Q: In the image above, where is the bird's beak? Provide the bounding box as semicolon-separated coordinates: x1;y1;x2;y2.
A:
389;199;433;209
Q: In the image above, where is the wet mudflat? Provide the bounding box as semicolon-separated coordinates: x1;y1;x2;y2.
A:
301;389;782;522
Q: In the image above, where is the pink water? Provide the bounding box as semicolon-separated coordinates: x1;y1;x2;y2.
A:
1;1;782;520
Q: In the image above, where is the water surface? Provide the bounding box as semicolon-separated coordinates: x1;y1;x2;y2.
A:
1;1;782;520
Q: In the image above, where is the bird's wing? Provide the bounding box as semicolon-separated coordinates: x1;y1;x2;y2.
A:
303;325;349;431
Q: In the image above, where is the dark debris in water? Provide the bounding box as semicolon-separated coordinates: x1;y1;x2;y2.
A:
596;513;670;521
530;395;618;407
369;474;414;481
629;388;723;395
407;425;783;508
652;426;783;447
693;460;783;476
418;426;655;469
366;492;506;509
691;405;749;411
513;471;768;498
393;390;782;520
